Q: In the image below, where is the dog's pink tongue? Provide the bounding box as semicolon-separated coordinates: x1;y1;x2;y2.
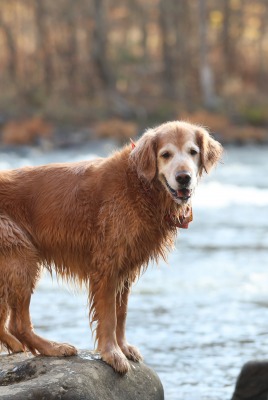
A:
177;189;190;198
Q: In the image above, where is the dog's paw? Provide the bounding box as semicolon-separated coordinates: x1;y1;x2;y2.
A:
0;335;24;354
39;341;77;357
51;342;78;357
120;343;143;362
101;347;130;374
10;340;25;354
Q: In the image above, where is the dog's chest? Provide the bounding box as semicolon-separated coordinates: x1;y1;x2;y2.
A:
120;220;174;270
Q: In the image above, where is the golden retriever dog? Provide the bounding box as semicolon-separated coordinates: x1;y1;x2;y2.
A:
0;121;222;373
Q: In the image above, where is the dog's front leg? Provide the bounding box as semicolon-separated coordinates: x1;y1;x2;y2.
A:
90;274;130;374
116;282;143;362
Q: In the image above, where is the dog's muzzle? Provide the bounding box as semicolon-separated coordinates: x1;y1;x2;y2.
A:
164;176;192;202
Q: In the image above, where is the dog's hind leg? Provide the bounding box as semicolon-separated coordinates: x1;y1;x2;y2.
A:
7;255;42;355
0;274;24;353
0;215;76;357
7;256;77;357
0;215;37;353
116;281;143;362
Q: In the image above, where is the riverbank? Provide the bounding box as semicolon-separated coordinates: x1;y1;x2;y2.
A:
0;114;268;153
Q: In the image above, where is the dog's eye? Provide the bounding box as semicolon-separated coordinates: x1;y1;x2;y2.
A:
161;151;171;159
190;149;198;156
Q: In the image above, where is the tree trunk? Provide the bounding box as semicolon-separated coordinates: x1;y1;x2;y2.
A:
0;14;17;82
65;0;79;99
159;0;176;98
174;0;192;106
34;0;53;94
91;0;114;89
198;0;216;109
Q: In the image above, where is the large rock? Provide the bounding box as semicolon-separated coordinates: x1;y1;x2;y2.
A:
0;350;164;400
232;361;268;400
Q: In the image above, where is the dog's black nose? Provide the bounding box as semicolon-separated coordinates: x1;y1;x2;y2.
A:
175;171;191;186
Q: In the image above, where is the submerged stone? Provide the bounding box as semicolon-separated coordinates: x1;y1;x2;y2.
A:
232;360;268;400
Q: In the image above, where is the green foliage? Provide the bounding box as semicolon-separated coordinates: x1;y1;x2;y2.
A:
240;105;268;127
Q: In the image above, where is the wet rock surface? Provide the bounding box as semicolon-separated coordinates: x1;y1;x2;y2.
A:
0;350;164;400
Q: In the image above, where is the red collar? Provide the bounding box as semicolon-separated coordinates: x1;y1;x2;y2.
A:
130;138;136;150
165;205;193;229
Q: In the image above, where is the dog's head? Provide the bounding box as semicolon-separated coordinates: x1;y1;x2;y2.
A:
130;121;223;205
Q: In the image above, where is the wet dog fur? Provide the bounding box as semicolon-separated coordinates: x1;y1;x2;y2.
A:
0;121;222;373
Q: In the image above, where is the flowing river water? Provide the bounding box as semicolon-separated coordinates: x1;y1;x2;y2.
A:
1;142;268;400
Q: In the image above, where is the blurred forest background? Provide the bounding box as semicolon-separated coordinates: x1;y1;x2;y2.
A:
0;0;268;146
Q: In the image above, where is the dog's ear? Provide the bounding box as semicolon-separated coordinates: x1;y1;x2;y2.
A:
196;126;223;176
129;129;157;182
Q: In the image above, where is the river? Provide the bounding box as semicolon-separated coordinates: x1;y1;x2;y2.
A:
1;142;268;400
